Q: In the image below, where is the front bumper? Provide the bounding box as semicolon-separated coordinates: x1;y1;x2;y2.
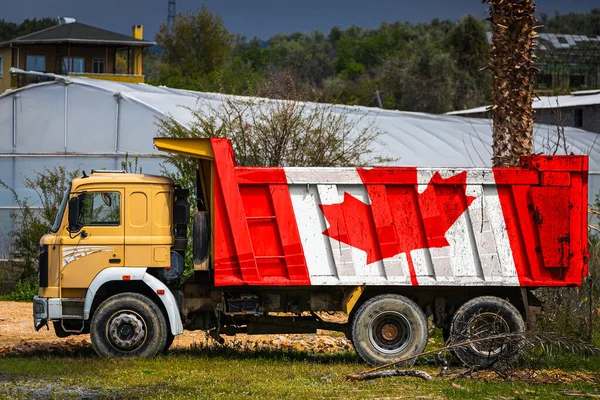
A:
33;296;48;330
33;296;65;328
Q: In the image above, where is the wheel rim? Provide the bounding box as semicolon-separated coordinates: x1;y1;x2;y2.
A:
467;312;509;356
106;310;147;352
368;311;412;354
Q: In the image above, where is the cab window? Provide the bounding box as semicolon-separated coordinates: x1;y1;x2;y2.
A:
79;192;121;226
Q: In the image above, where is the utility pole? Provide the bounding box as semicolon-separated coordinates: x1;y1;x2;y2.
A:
167;0;176;30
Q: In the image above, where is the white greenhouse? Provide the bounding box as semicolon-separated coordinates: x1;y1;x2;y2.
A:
1;75;599;256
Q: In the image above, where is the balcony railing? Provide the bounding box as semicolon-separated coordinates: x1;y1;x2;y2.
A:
68;72;145;84
11;70;144;89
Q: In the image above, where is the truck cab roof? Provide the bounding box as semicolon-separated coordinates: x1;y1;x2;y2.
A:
72;172;173;188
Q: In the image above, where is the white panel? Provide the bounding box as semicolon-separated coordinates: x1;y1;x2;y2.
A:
15;84;65;152
285;168;362;184
288;184;337;278
413;182;519;286
0;158;15;205
482;184;519;284
0;156;163;210
416;168;497;184
316;184;356;277
0;95;12;152
117;97;162;154
67;85;116;153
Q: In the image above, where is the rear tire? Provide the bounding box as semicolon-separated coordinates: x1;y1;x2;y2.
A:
449;296;525;367
351;294;428;366
90;292;167;358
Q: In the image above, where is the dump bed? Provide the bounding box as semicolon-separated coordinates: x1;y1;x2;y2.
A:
164;138;590;288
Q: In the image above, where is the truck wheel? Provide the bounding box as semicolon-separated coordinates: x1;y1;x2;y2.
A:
351;294;428;366
449;296;525;367
90;293;167;358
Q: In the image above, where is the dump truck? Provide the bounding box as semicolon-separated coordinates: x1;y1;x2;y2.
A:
32;137;589;365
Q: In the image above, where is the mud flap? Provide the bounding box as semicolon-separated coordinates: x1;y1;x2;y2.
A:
193;210;210;271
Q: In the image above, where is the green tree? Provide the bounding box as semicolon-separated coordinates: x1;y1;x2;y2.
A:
381;38;458;113
447;15;491;110
143;49;162;83
448;15;489;72
541;9;600;36
0;166;79;283
0;18;57;42
267;31;334;85
156;6;233;82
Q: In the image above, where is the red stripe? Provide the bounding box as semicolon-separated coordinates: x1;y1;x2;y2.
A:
211;139;310;286
405;252;419;286
212;139;260;283
493;155;588;287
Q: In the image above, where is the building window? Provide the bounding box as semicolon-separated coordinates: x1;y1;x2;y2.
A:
26;55;46;72
0;55;3;78
92;58;105;74
574;108;583;128
62;57;84;74
70;58;84;73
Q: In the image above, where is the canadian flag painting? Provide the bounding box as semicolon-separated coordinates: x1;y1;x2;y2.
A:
209;138;588;289
320;170;476;285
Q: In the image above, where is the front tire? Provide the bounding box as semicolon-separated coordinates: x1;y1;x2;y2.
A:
90;293;168;358
351;294;428;366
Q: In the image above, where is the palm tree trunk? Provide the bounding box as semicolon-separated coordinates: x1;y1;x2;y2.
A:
487;0;538;167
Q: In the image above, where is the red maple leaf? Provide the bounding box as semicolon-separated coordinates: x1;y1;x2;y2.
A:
320;170;476;266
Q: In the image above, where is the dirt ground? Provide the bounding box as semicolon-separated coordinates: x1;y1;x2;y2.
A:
3;301;600;393
0;301;353;355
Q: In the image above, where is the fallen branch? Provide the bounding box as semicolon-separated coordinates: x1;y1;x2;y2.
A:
559;390;600;398
347;369;432;382
347;332;600;380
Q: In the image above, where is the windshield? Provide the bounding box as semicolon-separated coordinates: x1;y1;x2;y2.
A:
50;186;71;233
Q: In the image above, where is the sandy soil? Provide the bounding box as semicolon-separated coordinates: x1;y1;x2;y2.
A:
0;301;352;354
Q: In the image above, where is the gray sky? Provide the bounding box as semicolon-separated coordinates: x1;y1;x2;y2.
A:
1;0;597;42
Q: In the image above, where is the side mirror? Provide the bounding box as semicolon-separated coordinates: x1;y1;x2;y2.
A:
68;197;80;232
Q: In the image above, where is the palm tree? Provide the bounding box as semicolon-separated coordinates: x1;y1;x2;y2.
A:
487;0;539;167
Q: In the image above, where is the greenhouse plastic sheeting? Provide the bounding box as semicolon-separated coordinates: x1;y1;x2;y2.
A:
0;76;598;256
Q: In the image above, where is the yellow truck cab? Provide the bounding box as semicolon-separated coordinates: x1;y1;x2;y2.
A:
34;171;185;355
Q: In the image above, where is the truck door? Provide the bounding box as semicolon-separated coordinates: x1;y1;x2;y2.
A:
60;190;125;289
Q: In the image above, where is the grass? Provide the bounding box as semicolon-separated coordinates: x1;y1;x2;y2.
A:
1;342;600;399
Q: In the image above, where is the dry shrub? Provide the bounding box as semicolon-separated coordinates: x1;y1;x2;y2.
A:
536;200;600;344
156;72;391;192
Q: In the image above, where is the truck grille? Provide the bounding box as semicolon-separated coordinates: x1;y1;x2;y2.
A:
39;245;48;288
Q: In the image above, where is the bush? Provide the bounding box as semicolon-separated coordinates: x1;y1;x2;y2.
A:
536;196;600;345
4;280;38;302
0;166;79;289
